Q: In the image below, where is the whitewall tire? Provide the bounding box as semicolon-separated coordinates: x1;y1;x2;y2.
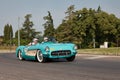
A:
18;50;24;60
36;50;46;63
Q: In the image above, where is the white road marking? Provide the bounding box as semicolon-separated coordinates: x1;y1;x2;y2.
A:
84;55;108;60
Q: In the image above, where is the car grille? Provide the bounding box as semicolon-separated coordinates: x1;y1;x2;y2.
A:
51;50;71;56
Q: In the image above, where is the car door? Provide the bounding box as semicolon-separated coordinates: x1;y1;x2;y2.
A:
24;45;37;57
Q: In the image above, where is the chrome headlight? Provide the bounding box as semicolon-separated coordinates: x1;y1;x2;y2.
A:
74;45;78;50
45;46;50;52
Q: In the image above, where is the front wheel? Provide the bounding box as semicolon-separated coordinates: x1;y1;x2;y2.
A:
18;50;24;60
66;55;75;62
36;50;46;63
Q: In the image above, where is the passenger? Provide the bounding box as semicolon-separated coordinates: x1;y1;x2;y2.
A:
42;37;48;43
28;38;38;46
44;37;48;42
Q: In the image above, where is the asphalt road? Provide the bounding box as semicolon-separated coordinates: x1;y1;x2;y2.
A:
0;53;120;80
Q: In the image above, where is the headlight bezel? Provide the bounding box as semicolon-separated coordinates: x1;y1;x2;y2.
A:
74;45;78;50
45;46;50;52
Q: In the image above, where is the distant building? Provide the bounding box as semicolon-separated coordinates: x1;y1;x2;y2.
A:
100;42;108;48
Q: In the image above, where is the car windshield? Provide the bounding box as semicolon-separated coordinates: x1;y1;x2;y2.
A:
47;37;57;43
38;37;57;43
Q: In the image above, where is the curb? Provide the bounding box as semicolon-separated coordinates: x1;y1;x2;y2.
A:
76;53;120;57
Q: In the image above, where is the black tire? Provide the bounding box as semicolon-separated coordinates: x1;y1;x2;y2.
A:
18;50;24;60
36;50;46;63
66;55;75;62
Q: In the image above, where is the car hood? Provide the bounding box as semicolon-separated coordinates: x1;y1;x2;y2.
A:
45;43;75;51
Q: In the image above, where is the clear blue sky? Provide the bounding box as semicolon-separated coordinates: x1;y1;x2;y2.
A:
0;0;120;36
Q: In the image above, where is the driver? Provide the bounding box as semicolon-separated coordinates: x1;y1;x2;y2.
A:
44;37;48;42
28;38;38;45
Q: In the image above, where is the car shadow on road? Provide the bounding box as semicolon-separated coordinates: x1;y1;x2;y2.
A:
25;58;74;63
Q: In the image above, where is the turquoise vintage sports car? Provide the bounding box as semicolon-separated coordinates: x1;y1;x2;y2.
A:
16;37;77;63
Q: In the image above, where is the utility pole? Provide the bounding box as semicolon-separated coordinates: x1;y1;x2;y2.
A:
18;17;20;46
10;32;11;51
93;38;95;48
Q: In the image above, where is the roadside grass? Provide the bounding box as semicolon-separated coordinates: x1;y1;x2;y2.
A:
77;47;120;56
0;46;16;53
0;46;120;56
0;46;16;50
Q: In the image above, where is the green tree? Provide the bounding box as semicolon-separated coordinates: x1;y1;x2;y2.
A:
23;14;34;40
55;5;76;42
15;14;41;45
4;24;8;41
43;11;55;37
55;6;120;48
75;8;96;48
4;24;13;41
65;5;75;20
95;12;117;46
9;25;13;39
97;5;102;13
3;24;13;45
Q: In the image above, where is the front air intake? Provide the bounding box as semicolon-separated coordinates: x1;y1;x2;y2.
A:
51;50;71;56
